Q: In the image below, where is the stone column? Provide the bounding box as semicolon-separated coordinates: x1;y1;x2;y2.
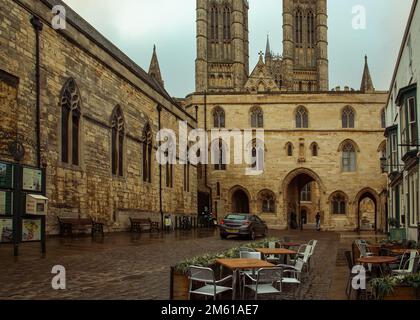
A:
282;0;294;91
316;0;329;91
196;0;208;92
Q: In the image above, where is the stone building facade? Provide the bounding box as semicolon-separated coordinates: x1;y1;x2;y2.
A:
0;0;197;234
187;0;389;231
384;0;419;242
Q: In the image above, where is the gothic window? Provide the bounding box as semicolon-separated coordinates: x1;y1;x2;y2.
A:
143;123;153;183
213;139;227;171
341;141;357;172
295;8;303;45
259;190;276;213
213;106;225;128
210;6;219;41
301;183;312;202
311;142;319;157
250;106;264;128
296;106;309;128
286;143;294;157
61;78;81;166
331;192;347;215
223;6;231;41
307;11;315;47
111;105;125;177
342;106;355;128
250;140;265;171
381;108;386;129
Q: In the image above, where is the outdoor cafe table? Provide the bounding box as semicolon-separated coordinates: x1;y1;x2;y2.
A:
357;256;398;276
216;259;275;300
390;248;420;255
255;248;297;264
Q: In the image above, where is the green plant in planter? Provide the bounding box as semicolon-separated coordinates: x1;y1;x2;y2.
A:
174;238;278;275
370;274;420;300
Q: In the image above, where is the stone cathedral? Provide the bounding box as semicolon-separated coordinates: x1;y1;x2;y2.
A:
185;0;390;232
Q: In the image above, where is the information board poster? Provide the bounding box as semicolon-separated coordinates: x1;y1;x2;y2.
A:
22;168;42;192
0;163;13;189
0;218;13;243
0;191;12;216
22;219;41;242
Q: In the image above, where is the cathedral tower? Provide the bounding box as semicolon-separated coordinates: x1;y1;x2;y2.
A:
195;0;249;93
282;0;329;91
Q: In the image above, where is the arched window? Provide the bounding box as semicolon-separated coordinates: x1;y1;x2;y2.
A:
286;143;294;157
342;106;355;128
223;6;231;41
295;8;303;45
213;106;225;128
307;11;315;47
341;141;357;172
143;123;153;183
250;139;265;171
210;6;219;41
381;109;386;129
311;142;319;157
212;139;227;171
61;78;81;166
259;190;276;213
250;106;264;128
296;106;309;128
301;183;312;202
111;105;125;177
331;192;347;215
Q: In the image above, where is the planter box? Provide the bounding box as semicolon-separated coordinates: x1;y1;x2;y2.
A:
389;229;407;242
383;286;420;301
170;267;190;300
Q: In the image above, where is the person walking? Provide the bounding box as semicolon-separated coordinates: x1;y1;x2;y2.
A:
316;212;321;231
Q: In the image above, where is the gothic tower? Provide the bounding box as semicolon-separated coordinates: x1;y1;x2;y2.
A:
283;0;329;92
196;0;249;93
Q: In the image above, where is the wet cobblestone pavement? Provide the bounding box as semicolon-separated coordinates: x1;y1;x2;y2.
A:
0;229;344;300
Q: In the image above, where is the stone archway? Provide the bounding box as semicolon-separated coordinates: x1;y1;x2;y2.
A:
354;188;380;231
230;186;251;214
282;168;325;230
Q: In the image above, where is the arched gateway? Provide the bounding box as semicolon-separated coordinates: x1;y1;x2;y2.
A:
230;186;250;214
282;168;325;230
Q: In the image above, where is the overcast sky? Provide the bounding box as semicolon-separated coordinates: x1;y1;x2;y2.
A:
63;0;413;97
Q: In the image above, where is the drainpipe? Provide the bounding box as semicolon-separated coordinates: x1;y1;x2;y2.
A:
203;92;213;212
30;16;43;168
157;105;163;229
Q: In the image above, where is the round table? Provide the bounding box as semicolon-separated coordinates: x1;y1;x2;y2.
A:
391;249;420;255
357;256;398;276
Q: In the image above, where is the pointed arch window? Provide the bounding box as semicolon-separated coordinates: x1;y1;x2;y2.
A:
286;143;294;157
381;109;386;129
213;139;227;171
61;79;81;166
307;11;315;47
296;106;309;128
143;123;153;183
223;6;231;41
111;106;125;177
342;106;355;128
341;141;357;172
259;190;276;213
210;6;219;41
295;9;303;45
250;106;264;128
301;183;312;202
311;142;319;157
213;106;225;128
250;139;265;172
331;192;347;215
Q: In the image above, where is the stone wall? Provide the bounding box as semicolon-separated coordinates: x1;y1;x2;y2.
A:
0;0;197;234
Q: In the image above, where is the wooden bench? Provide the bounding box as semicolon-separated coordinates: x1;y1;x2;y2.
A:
130;218;160;233
58;217;104;237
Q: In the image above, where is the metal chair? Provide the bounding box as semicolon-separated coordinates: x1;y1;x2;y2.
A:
188;266;233;300
307;240;318;270
345;251;354;299
290;244;312;273
356;240;374;258
266;241;281;264
240;251;262;296
392;251;420;275
243;267;283;300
